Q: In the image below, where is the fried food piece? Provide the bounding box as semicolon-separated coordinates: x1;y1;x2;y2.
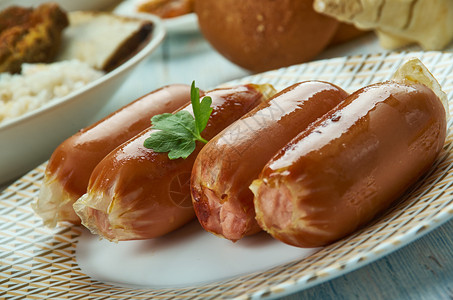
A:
0;3;69;74
137;0;194;18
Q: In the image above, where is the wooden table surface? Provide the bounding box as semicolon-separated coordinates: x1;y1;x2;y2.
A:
2;27;452;299
99;30;453;300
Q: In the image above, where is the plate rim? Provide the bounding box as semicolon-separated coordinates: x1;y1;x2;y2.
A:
113;0;199;34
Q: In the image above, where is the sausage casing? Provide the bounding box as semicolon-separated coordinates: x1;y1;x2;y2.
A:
251;81;447;248
73;84;269;241
191;81;348;241
34;84;191;227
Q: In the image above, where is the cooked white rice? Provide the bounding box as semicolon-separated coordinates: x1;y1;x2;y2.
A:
0;60;104;125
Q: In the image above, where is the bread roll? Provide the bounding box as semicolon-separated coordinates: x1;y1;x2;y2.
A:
194;0;339;72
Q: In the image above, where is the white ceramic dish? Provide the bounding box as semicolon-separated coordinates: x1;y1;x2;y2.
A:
114;0;198;34
0;51;452;299
0;0;120;11
0;14;165;184
163;12;198;34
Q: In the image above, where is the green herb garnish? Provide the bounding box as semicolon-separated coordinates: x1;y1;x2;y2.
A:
143;81;213;160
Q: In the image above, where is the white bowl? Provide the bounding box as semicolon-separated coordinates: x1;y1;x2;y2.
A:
0;14;165;184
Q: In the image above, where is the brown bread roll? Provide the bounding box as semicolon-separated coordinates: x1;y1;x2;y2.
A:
194;0;339;72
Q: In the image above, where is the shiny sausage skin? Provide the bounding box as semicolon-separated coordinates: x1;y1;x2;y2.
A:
191;81;348;241
34;84;192;227
251;81;447;248
73;85;268;241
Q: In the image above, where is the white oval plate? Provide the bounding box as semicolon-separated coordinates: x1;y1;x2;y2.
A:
0;50;452;299
114;0;198;34
0;14;165;184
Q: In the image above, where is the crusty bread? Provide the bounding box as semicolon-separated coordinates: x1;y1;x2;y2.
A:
313;0;453;50
56;11;153;72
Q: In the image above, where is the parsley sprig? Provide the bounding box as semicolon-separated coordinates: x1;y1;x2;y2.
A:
143;81;213;160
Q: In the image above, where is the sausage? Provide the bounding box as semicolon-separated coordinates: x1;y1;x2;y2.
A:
250;81;447;248
191;81;348;241
34;84;192;227
73;84;271;241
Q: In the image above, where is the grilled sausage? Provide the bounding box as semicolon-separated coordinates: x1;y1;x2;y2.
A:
251;81;447;248
191;81;348;241
34;84;192;227
73;84;271;241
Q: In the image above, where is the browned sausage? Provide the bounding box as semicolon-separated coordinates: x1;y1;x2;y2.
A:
251;81;447;248
73;84;271;241
191;81;348;241
34;84;192;227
